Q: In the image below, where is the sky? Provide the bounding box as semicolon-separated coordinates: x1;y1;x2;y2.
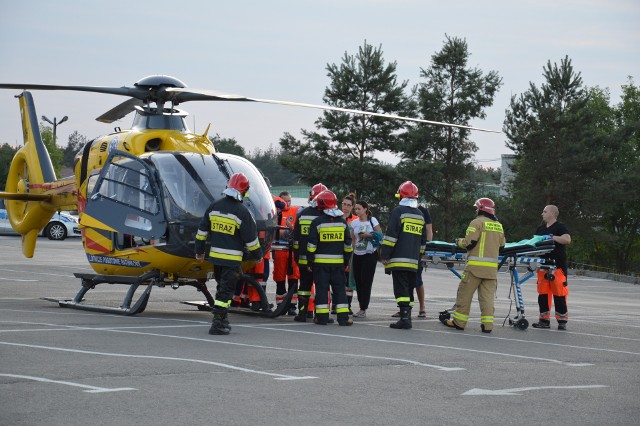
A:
0;0;638;168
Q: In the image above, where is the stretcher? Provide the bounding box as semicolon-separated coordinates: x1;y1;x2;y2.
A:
423;236;555;330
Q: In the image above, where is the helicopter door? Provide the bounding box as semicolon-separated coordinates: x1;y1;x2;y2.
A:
84;150;166;241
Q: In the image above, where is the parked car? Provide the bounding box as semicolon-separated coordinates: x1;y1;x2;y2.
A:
0;199;81;240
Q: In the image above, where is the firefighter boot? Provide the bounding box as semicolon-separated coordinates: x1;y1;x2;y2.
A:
294;296;309;322
209;309;231;335
313;312;329;325
442;319;464;330
337;312;353;326
390;306;412;329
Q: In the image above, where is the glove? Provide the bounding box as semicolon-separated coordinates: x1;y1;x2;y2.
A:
274;200;286;209
544;234;554;241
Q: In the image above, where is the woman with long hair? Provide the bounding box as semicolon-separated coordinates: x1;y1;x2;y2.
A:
350;200;382;318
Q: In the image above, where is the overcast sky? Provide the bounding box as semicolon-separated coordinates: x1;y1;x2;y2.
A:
0;0;638;168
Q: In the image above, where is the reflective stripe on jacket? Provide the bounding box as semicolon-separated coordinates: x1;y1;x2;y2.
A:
457;215;505;279
380;205;427;272
195;196;262;267
307;214;353;267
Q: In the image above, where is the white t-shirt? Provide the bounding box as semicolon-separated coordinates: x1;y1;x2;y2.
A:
351;217;380;255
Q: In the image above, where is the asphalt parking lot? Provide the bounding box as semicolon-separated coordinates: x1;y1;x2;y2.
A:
1;235;639;425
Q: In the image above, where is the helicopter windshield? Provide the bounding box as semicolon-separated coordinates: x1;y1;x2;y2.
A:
84;150;276;256
150;152;276;226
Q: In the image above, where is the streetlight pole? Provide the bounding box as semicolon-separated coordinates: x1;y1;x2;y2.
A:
41;115;68;145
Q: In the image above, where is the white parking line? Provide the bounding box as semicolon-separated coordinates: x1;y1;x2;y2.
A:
0;373;136;393
0;321;463;372
0;278;38;282
0;341;316;381
241;324;593;367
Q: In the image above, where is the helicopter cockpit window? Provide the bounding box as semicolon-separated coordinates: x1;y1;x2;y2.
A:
151;153;221;221
96;155;159;217
216;153;276;222
149;152;275;225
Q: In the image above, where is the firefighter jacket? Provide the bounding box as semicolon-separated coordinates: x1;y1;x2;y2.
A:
380;205;427;272
306;214;353;268
195;196;263;267
456;214;505;279
293;205;322;265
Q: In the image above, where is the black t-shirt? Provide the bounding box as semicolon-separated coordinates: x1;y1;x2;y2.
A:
418;206;432;225
534;221;569;274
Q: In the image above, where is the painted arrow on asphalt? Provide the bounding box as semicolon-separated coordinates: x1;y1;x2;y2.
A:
462;385;608;396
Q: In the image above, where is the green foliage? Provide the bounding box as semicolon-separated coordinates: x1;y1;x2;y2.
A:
39;124;63;175
395;35;502;240
210;134;246;157
0;143;18;190
247;144;298;187
504;58;640;273
280;41;410;203
62;131;87;168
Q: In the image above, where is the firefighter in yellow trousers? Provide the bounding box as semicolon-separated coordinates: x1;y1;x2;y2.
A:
442;198;505;333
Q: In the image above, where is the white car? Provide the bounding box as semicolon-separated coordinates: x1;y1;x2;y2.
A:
0;199;81;240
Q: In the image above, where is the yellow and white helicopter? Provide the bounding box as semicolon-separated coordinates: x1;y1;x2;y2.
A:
0;75;498;317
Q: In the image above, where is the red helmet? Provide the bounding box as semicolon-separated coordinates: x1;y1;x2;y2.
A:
315;190;338;211
309;183;328;201
474;198;495;214
227;173;250;194
396;181;418;199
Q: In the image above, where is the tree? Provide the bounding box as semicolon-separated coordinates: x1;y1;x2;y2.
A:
396;35;502;240
584;79;640;272
503;58;639;273
210;135;246;157
40;123;63;175
247;144;298;187
0;143;18;190
61;131;87;168
280;41;411;204
503;56;606;239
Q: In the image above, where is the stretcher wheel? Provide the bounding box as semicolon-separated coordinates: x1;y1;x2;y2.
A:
516;318;529;330
439;310;451;323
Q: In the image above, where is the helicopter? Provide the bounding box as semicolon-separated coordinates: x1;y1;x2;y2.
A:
0;75;499;317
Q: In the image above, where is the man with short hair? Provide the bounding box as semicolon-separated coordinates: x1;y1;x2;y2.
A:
532;205;572;330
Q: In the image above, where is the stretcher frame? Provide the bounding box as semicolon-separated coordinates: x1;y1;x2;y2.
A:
423;242;554;331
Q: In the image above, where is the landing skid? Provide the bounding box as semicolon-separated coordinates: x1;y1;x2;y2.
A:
43;270;161;316
182;274;297;319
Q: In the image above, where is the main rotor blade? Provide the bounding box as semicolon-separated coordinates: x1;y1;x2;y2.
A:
0;83;147;99
166;87;501;133
96;98;145;123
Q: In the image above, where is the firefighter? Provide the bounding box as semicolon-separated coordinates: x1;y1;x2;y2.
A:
532;205;571;330
195;173;263;335
441;198;505;333
307;190;354;326
380;181;427;330
272;192;300;315
292;183;327;322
